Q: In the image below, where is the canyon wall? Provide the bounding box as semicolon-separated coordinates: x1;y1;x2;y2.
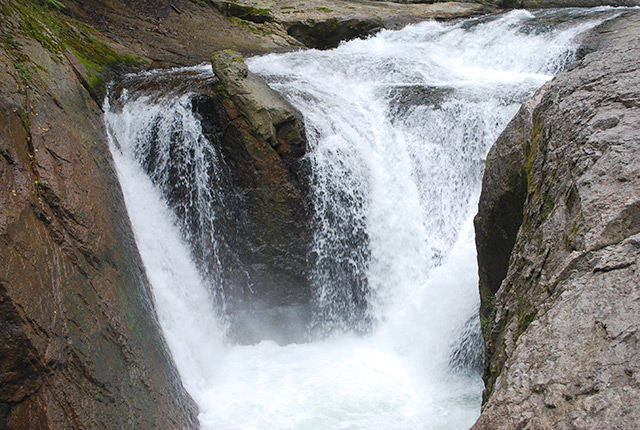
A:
3;0;640;428
474;10;640;429
0;2;198;428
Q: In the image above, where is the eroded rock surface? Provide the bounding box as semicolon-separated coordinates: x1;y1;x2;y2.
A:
0;3;197;428
199;50;311;343
230;0;492;49
474;11;640;429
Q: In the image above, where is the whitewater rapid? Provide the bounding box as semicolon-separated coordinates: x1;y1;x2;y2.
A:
105;8;620;429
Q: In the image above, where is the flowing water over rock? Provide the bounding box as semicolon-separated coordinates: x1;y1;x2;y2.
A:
105;8;621;429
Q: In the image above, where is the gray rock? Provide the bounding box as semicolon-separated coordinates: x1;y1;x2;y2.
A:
474;10;640;429
212;50;303;155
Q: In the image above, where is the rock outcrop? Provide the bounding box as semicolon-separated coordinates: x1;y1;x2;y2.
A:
0;2;197;428
474;10;640;429
195;50;311;344
234;0;492;50
63;0;492;64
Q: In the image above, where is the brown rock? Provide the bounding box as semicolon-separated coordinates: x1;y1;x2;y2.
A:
184;50;312;344
0;5;197;429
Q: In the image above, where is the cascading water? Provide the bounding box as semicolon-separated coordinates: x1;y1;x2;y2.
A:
105;8;621;429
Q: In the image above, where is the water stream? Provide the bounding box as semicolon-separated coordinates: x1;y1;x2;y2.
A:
105;8;620;429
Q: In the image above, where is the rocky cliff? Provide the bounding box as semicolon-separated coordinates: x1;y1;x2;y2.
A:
474;10;640;429
0;1;198;428
4;0;640;428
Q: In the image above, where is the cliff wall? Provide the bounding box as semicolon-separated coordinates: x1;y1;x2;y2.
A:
0;2;197;428
474;10;640;429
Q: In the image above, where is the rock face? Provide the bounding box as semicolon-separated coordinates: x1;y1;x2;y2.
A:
474;11;640;429
63;0;492;64
198;50;311;344
251;0;493;50
0;3;197;429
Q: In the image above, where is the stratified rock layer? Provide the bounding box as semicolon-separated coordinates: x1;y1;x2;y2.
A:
0;4;198;429
474;11;640;429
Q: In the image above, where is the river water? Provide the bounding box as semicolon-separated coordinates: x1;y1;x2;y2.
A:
104;8;620;429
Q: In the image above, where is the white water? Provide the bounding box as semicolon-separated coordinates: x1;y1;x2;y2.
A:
105;9;619;429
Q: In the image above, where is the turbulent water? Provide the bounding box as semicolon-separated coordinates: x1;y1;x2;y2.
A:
105;8;620;429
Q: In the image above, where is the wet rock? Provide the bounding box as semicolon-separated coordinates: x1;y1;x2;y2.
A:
212;50;306;165
204;50;311;344
286;17;382;50
211;0;275;23
0;5;198;429
275;0;492;49
206;0;493;51
474;11;640;429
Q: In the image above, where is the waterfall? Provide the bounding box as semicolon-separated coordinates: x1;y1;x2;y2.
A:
105;8;620;429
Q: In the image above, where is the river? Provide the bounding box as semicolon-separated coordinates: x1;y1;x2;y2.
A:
104;8;620;429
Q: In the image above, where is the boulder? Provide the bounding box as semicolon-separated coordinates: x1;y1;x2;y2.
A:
204;50;311;344
211;49;306;166
474;10;640;429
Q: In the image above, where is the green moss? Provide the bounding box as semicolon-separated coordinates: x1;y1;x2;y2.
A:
1;3;12;15
86;71;100;89
316;7;334;13
7;0;143;100
40;0;65;10
20;111;33;152
480;294;495;336
569;221;580;238
226;4;273;23
2;36;20;50
524;118;543;181
14;63;31;82
514;309;537;341
563;220;583;251
229;16;261;34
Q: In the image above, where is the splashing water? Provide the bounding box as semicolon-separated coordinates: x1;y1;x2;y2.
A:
105;8;620;429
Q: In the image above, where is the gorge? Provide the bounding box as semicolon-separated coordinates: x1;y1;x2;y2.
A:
1;1;639;429
106;7;625;429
